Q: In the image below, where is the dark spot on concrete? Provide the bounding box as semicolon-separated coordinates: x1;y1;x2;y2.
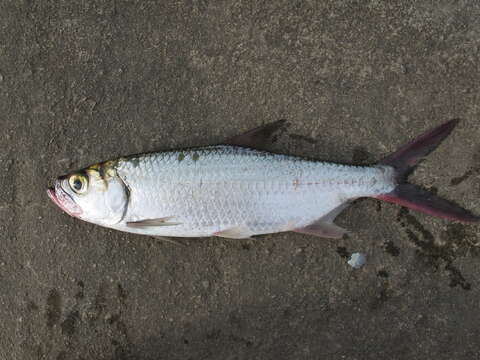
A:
445;263;471;290
116;319;129;339
289;133;316;144
183;338;189;345
46;289;62;328
370;286;390;310
405;228;421;248
403;225;443;269
113;342;133;360
206;329;221;340
352;146;373;164
397;208;435;243
95;286;107;311
107;313;121;325
178;153;185;162
450;169;474;186
241;243;251;250
117;284;127;303
61;310;79;337
445;223;466;243
192;152;200;161
228;311;245;330
473;145;480;165
56;351;67;360
376;201;382;212
402;62;415;74
443;223;479;257
383;241;400;256
110;318;134;360
377;270;389;278
450;147;480;186
34;345;43;359
336;246;350;259
74;280;84;300
89;285;107;323
293;248;307;267
26;300;38;312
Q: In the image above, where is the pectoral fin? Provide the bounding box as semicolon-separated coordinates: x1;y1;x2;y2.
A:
213;226;252;239
223;120;289;149
127;216;181;228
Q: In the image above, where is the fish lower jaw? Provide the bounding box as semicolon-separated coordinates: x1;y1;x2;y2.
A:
47;187;83;217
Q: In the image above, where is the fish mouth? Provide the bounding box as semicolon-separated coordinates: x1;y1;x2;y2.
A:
47;182;83;217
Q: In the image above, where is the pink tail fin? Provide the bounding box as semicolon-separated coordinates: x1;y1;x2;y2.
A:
377;184;479;223
379;118;459;181
376;119;479;223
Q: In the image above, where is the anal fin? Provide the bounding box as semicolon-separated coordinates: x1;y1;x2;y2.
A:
293;203;350;239
293;221;347;239
320;202;350;223
214;226;252;239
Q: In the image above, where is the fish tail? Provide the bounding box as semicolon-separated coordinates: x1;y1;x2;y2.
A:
375;119;479;223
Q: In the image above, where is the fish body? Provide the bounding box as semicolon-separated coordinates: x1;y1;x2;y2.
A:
111;146;395;237
48;120;479;239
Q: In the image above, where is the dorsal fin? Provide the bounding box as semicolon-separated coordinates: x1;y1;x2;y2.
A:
223;120;289;149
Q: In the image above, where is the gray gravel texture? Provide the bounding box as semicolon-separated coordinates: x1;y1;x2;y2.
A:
1;1;479;359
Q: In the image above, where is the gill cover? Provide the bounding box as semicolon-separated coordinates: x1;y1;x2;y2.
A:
65;162;129;226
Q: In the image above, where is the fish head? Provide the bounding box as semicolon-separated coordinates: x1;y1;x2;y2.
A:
47;161;129;226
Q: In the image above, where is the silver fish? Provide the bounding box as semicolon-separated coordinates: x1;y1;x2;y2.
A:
48;120;478;239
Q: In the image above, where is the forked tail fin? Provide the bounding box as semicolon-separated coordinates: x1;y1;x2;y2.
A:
375;119;479;223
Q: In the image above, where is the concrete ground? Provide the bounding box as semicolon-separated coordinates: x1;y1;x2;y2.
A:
1;1;479;359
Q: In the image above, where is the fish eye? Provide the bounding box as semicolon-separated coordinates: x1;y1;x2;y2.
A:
68;174;88;194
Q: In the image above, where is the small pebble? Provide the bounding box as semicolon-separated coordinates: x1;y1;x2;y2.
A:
348;253;366;269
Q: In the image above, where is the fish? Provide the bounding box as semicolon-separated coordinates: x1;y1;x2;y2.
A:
47;119;479;239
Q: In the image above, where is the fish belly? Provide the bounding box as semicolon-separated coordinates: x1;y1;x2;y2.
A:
113;146;394;237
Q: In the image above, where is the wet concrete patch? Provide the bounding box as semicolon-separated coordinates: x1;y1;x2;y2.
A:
397;208;473;290
46;289;62;328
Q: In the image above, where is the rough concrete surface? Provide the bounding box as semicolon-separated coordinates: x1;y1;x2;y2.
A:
0;1;479;359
